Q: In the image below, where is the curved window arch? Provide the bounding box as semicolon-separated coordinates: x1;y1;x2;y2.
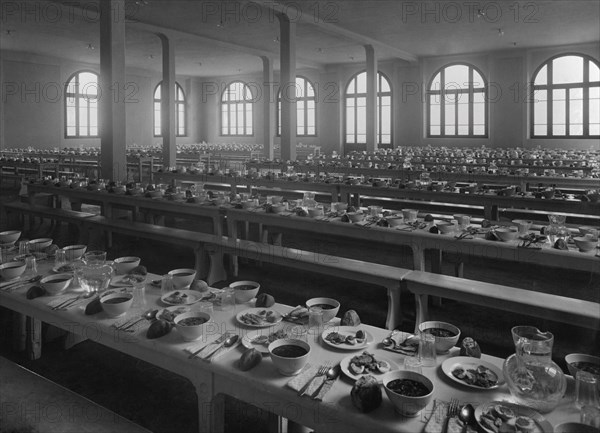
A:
154;82;186;137
221;81;253;136
427;63;487;137
344;71;392;145
65;70;99;138
531;54;600;138
277;76;317;136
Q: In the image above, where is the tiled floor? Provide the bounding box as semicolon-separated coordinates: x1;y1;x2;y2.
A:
1;187;598;433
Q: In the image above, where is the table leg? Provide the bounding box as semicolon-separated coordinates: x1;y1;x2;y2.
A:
26;316;42;360
190;375;214;433
384;283;401;331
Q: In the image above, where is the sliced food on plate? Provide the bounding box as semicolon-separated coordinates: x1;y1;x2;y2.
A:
341;351;398;381
476;401;551;433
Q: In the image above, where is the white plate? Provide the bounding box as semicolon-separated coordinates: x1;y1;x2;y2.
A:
110;275;137;287
441;357;504;390
321;326;373;351
236;307;283;328
475;401;552;433
241;326;307;354
340;352;399;382
160;290;204;306
155;305;193;322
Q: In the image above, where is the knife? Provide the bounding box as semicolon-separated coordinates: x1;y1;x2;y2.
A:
0;275;42;291
188;332;230;359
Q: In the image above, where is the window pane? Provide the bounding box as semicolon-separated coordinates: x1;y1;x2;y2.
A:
381;106;391;134
430;125;440;135
154;85;161;99
534;124;547;135
430;101;440;126
346;134;355;143
356;72;367;94
296;77;305;98
445;99;456;135
590;61;600;82
472;70;485;89
346;107;355;134
473;125;485;135
534;65;547;86
444;65;469;89
347;78;356;95
306;81;315;97
473;102;485;125
357;107;366;134
457;102;468;130
357;134;366;143
553;90;566;129
246;106;252;134
533;99;547;128
590;124;600;135
553;124;566;135
379;75;391;93
570;90;583;128
553;55;583;84
430;72;441;91
590;93;600;134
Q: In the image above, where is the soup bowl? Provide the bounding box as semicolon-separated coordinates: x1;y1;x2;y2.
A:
62;244;87;261
579;226;599;237
0;230;21;245
173;311;211;341
307;207;324;218
565;353;600;378
168;268;197;289
113;256;141;275
100;292;134;317
346;212;364;223
418;321;461;353
386;216;405;227
29;238;53;252
573;236;598;252
40;273;74;296
494;227;519;242
401;209;418;222
436;222;456;234
382;370;434;417
268;339;311;376
0;261;26;280
230;280;260;303
512;219;533;234
305;297;340;323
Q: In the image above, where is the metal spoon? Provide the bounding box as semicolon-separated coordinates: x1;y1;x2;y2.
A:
311;364;341;398
459;404;475;425
204;334;239;361
382;329;400;347
52;291;94;310
118;309;158;331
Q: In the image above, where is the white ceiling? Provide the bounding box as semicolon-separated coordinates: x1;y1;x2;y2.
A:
1;0;599;77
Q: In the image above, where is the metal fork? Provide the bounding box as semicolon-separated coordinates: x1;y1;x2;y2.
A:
448;398;460;417
298;363;330;396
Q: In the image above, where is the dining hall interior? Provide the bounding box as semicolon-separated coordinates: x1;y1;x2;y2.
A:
0;1;599;433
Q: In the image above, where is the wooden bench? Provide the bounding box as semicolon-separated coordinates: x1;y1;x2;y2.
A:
213;237;413;330
404;270;600;331
1;200;96;241
0;356;153;433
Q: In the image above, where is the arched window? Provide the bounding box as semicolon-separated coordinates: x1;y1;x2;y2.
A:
531;54;600;137
65;71;99;138
277;76;317;136
427;63;487;137
221;81;253;136
344;71;392;146
154;82;186;137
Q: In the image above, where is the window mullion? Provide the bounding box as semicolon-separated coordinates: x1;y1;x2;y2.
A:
583;60;589;136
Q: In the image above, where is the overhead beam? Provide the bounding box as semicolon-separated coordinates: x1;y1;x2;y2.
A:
250;0;417;63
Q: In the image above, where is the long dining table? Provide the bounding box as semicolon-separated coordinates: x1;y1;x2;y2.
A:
225;207;600;276
0;258;585;433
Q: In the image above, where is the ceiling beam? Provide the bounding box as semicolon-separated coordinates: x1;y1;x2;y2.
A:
250;0;418;63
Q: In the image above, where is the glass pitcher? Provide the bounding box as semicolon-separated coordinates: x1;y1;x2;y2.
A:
546;213;567;245
502;326;566;413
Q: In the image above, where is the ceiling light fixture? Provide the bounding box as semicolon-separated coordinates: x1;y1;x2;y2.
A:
316;48;323;53
5;29;14;36
477;9;485;18
217;20;224;28
498;28;504;37
198;62;202;66
349;56;355;61
135;0;149;5
274;36;280;43
87;43;95;50
147;54;154;59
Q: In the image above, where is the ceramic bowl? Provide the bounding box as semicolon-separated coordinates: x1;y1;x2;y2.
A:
573;236;598;252
268;339;311;376
40;273;73;296
242;199;257;209
382;370;434;417
100;292;134;317
436;222;457;234
418;321;461;354
565;353;600;378
0;261;26;280
386;216;405;227
29;238;53;252
271;204;287;214
332;202;348;212
555;423;600;433
0;230;21;245
113;256;141;274
271;196;284;204
173;311;211;341
579;226;599;237
305;297;340;323
512;219;533;234
62;244;87;261
168;268;197;289
230;280;260;303
495;227;519;242
346;212;364;223
401;209;418;222
454;214;471;227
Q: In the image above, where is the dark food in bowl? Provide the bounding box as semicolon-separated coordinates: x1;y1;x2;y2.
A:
271;344;308;358
102;296;131;304
47;277;71;284
235;284;258;291
424;327;457;338
173;272;194;277
310;303;336;310
572;361;600;376
386;379;430;397
178;317;208;326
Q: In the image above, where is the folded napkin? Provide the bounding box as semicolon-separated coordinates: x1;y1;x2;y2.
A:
282;306;308;324
46;294;89;310
111;315;147;333
184;334;240;362
423;400;449;433
382;332;419;356
286;364;335;401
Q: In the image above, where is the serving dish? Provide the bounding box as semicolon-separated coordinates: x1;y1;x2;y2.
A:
475;401;552;433
160;290;205;306
321;326;373;351
110;274;145;287
241;327;305;354
441;357;504;390
340;352;399;382
236;308;283;328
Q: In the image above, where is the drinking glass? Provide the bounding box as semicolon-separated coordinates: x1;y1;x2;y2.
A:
83;250;107;265
79;264;113;295
219;288;235;312
54;249;67;270
418;332;437;367
197;301;214;315
23;256;37;278
160;274;173;296
308;306;324;337
581;405;600;428
131;281;147;310
18;241;30;256
576;371;599;409
404;356;423;374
